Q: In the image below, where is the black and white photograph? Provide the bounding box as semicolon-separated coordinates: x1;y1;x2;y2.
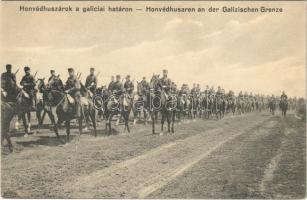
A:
1;1;306;199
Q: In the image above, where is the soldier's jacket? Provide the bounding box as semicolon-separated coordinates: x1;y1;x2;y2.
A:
140;80;150;91
1;72;16;91
48;76;64;91
160;76;171;92
20;74;36;92
110;81;124;94
281;94;288;100
85;75;97;90
124;80;134;94
65;75;81;96
108;81;114;91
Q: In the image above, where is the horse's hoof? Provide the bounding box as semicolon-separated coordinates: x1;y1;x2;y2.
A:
24;134;29;138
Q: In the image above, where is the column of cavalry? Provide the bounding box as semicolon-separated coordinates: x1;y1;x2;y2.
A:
1;64;293;152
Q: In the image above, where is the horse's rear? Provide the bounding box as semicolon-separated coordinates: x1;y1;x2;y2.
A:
1;102;16;152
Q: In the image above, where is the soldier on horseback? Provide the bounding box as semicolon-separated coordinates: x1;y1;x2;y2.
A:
124;75;134;97
20;66;36;110
85;67;97;94
140;76;150;94
281;91;288;100
48;70;64;91
1;64;17;102
160;69;172;99
108;76;115;92
110;75;124;96
65;68;82;118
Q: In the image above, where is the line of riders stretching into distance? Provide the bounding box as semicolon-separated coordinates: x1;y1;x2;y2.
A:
1;64;294;152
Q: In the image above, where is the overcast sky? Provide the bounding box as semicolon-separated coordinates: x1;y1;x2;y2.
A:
1;1;306;97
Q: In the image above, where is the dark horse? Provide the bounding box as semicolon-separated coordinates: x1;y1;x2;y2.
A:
44;86;97;141
148;75;176;134
279;98;288;118
99;90;132;135
1;86;32;152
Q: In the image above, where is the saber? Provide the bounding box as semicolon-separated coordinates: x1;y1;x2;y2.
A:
34;71;38;78
14;68;20;75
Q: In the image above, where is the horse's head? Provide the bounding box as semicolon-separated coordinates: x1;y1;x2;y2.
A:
36;78;46;92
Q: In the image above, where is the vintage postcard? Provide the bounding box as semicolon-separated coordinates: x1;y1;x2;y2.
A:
1;0;306;199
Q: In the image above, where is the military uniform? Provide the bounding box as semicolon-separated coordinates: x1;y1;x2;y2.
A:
160;76;171;94
65;74;82;117
85;74;97;93
281;93;288;100
48;75;64;91
20;72;36;108
140;79;150;92
110;81;124;96
1;71;17;101
108;81;114;91
124;80;134;96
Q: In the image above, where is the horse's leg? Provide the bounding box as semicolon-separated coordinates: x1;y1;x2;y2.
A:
108;114;113;135
171;111;175;133
47;111;64;143
151;112;155;134
90;109;97;137
21;114;29;137
167;112;171;133
78;117;82;135
161;112;164;133
65;120;70;142
125;111;130;133
27;112;31;132
36;109;43;127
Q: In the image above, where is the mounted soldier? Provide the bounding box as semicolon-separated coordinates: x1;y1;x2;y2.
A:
139;76;150;94
20;66;36;110
108;75;115;92
110;75;124;96
160;69;172;99
1;64;17;102
85;67;97;95
216;86;223;98
281;91;288;101
191;84;197;97
124;74;134;97
64;68;82;118
48;70;64;91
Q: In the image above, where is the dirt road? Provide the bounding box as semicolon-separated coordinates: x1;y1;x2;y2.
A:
1;112;305;198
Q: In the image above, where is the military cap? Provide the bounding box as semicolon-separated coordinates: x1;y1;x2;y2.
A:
24;66;30;72
68;68;74;72
163;69;168;73
116;75;121;78
126;75;130;78
6;64;12;70
90;67;95;71
50;70;55;73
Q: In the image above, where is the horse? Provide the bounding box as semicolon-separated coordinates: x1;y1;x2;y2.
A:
201;94;212;119
212;95;223;120
1;86;33;152
132;82;149;125
268;98;277;115
98;88;132;135
44;87;97;141
227;97;236;115
148;75;176;134
279;98;288;118
1;102;16;152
